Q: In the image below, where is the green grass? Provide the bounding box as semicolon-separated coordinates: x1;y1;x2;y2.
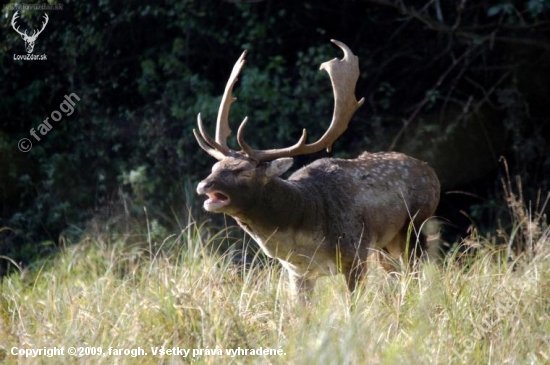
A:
1;192;549;364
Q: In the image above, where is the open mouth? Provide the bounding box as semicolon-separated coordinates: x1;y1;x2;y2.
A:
203;190;230;211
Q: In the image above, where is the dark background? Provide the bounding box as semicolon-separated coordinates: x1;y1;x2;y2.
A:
1;0;549;268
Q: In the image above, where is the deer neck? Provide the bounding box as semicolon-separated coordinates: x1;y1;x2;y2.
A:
233;178;312;235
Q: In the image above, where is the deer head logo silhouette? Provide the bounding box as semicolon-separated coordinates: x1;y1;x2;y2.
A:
11;11;49;54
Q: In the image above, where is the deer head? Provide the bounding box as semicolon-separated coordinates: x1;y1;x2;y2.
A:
11;11;49;54
195;40;365;213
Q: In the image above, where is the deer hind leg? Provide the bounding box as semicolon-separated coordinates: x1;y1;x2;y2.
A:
371;248;399;273
379;224;431;272
345;261;366;293
344;245;371;293
375;227;418;272
415;218;442;262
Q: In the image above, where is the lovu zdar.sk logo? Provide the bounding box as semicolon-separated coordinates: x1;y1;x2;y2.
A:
11;11;48;60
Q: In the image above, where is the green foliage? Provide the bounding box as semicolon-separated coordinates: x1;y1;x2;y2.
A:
1;0;549;266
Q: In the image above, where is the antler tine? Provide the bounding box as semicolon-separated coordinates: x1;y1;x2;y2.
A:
236;117;253;156
237;117;309;161
237;39;364;162
237;117;309;160
194;113;231;160
193;129;226;161
195;51;247;160
216;50;247;148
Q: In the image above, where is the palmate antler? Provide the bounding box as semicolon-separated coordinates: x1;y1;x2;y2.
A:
194;39;365;163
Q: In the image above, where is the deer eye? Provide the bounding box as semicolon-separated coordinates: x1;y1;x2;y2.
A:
237;169;253;178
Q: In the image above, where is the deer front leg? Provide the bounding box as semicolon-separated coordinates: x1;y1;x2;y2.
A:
345;258;368;293
288;271;314;304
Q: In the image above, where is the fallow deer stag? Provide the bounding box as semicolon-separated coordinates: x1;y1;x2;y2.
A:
195;40;440;299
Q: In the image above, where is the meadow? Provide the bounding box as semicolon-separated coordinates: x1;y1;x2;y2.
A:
0;183;549;365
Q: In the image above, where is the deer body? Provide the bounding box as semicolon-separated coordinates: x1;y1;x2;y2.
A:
194;40;440;298
198;151;439;294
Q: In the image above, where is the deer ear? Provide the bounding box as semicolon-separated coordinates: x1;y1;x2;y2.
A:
265;158;294;178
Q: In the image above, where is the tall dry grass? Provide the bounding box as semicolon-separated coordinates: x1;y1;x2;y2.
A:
0;176;549;364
